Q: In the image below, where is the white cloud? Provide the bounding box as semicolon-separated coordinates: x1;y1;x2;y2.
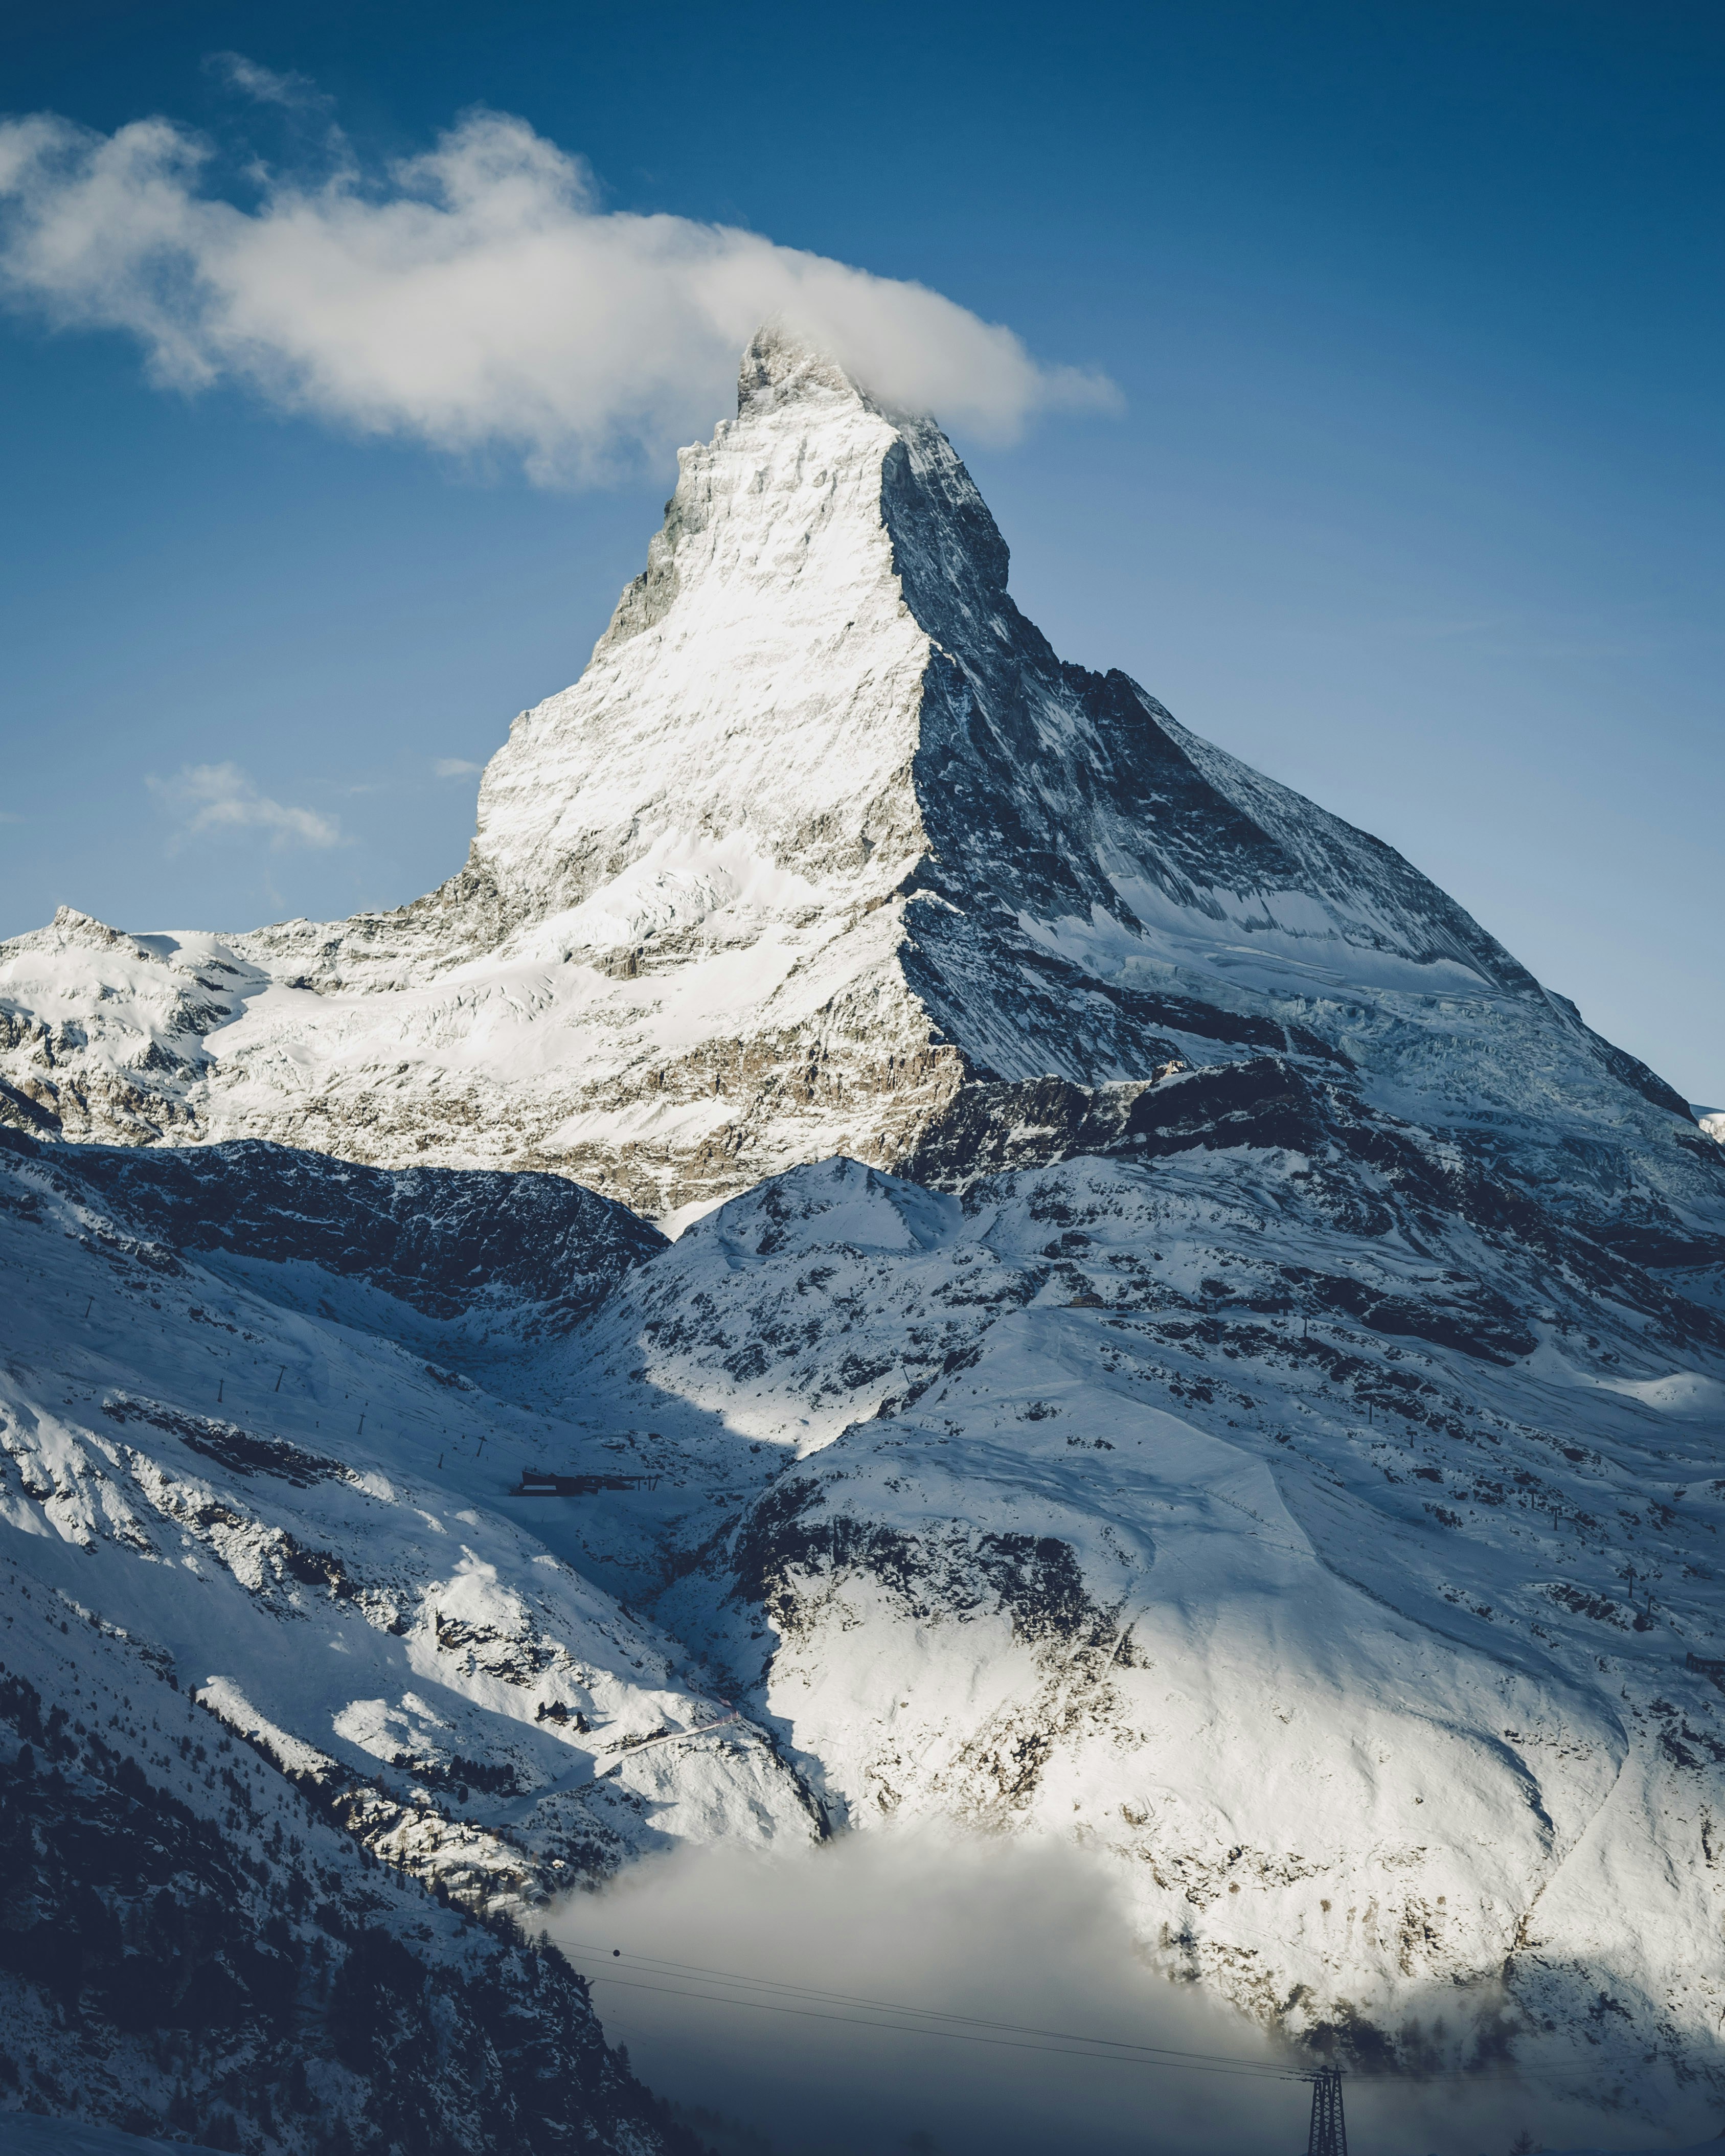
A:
0;103;1118;482
149;762;342;850
432;757;481;778
202;53;332;113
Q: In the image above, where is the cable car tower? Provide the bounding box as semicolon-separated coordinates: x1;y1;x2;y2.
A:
1304;2067;1347;2156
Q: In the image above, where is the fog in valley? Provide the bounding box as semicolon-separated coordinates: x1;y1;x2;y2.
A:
551;1830;1629;2156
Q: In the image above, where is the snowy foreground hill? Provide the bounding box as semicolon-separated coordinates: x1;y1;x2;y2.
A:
5;330;1725;2147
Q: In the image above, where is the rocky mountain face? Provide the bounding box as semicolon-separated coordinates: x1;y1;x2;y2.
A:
5;329;1725;2142
3;329;1709;1239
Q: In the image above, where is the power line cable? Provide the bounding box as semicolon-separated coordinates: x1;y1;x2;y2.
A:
568;1939;1303;2068
584;1972;1312;2081
563;1937;1668;2092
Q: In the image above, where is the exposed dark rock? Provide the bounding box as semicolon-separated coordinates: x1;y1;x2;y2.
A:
100;1397;348;1487
1;1126;664;1326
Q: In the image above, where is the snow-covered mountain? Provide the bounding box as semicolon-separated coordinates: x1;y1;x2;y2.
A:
6;328;1725;2144
2;328;1710;1241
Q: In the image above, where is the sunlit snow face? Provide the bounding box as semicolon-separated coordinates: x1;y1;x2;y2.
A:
496;830;825;963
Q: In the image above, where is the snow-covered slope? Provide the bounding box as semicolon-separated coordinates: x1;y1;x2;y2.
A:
0;1111;875;2145
0;1556;688;2153
0;1129;818;1896
6;328;1725;2141
0;1569;707;2156
12;1105;1725;2135
548;1133;1725;2123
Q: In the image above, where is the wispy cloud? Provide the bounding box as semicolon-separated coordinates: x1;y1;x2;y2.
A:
201;52;333;114
0;99;1118;483
433;757;481;778
148;762;342;851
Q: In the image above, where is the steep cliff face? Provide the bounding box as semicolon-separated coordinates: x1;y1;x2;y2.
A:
1;330;1709;1245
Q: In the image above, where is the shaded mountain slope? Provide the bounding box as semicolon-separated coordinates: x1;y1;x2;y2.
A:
0;1558;691;2154
5;1127;664;1333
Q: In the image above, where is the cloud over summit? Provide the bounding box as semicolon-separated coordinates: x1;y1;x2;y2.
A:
0;96;1117;482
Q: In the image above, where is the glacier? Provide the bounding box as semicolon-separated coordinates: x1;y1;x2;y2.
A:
4;326;1725;2147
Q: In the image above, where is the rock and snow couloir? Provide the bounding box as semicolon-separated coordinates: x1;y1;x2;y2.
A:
7;328;1725;2142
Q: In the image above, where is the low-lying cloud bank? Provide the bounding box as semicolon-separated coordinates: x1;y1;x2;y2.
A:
0;95;1117;481
552;1829;1616;2156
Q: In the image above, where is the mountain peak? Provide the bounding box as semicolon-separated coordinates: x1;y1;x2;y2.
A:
0;337;1706;1235
736;321;864;417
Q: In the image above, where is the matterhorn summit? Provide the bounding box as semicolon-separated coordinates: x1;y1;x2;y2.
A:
6;327;1725;2143
3;326;1704;1231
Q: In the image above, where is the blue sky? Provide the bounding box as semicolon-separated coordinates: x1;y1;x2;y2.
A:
2;0;1720;1096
